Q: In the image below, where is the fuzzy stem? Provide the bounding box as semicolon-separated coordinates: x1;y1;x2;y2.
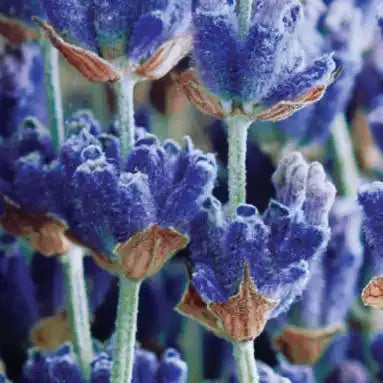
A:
114;74;136;158
329;114;359;197
61;246;93;380
237;0;254;37
233;341;259;383
111;277;141;383
40;38;65;150
227;116;251;218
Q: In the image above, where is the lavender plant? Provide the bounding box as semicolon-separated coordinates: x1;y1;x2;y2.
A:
1;0;383;383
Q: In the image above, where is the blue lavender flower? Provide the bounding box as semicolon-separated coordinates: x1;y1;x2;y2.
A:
175;0;337;121
0;0;43;44
41;124;216;279
0;43;47;139
22;344;83;383
324;360;369;383
177;151;335;342
296;197;363;328
91;346;187;383
278;0;365;143
277;359;315;383
37;0;192;82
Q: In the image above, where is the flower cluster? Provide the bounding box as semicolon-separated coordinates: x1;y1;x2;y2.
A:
175;0;337;121
276;197;363;364
177;152;335;341
22;343;187;383
36;0;192;82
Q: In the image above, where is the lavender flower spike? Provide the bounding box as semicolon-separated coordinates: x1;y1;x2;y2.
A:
37;0;192;82
177;152;335;342
175;0;338;122
358;181;383;308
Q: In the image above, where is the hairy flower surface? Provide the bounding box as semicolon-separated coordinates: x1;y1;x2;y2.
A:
0;43;47;139
175;0;337;121
38;0;192;82
40;119;216;279
177;152;335;342
278;0;366;143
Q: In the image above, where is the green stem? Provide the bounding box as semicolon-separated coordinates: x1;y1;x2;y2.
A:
61;246;93;380
227;116;251;218
40;38;65;150
237;0;254;37
114;74;136;158
329;114;360;197
111;277;141;383
233;341;259;383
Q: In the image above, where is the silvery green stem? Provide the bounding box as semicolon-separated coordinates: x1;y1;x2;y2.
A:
233;341;259;383
329;114;360;197
40;38;65;150
61;246;93;380
114;74;136;158
227;116;251;218
111;277;141;383
237;0;254;37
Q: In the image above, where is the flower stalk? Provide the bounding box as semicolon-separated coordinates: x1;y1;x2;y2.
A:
329;114;359;197
111;277;142;383
227;115;251;218
40;38;65;150
114;74;136;158
61;246;93;380
233;341;259;383
237;0;254;37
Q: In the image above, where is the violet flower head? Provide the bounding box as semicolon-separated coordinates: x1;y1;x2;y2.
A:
175;0;337;122
22;344;83;383
38;0;192;82
357;181;383;309
177;152;335;342
256;361;290;383
324;360;369;383
0;43;47;139
277;360;315;383
44;123;216;279
278;0;365;144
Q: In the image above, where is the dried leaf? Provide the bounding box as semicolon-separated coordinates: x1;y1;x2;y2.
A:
172;69;225;119
275;324;344;365
257;86;326;122
137;35;192;80
114;224;188;280
34;18;120;83
0;200;71;256
362;276;383;309
209;264;279;342
30;311;72;350
0;15;39;45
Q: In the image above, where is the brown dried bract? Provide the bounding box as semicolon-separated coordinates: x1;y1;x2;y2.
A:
177;264;279;342
257;86;326;122
172;70;225;119
114;224;188;280
34;18;120;83
30;311;72;350
0;16;39;45
209;265;279;342
362;276;383;309
275;324;345;365
137;35;192;80
0;201;71;256
176;283;224;337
